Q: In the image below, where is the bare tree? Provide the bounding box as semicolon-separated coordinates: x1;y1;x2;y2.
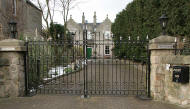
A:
31;0;57;38
31;0;80;39
58;0;79;39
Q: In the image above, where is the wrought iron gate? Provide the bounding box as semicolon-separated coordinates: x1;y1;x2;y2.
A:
25;32;150;97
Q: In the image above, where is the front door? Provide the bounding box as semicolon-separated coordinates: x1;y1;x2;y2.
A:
87;47;92;59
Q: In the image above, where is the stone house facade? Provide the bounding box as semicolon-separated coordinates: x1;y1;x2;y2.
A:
67;12;113;58
0;0;42;40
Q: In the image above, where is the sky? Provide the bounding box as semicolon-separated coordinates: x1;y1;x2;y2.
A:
53;0;133;24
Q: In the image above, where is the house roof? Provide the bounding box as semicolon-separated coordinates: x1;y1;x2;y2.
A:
78;23;101;30
26;0;42;12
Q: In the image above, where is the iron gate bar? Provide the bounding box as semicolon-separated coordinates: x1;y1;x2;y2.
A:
83;30;87;97
103;34;104;95
148;49;151;98
25;41;29;96
99;33;101;94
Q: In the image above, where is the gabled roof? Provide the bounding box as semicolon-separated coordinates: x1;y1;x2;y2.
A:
26;0;42;12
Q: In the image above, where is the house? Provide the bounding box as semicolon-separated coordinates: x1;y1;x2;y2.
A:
0;0;42;40
67;12;113;58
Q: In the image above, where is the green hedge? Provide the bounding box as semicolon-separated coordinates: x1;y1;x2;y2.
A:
112;0;190;39
112;0;190;60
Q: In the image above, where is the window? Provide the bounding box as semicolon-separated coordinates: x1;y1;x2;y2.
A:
12;0;16;16
104;31;111;39
105;46;110;55
87;31;92;40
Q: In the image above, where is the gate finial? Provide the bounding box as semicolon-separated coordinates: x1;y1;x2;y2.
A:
137;36;140;40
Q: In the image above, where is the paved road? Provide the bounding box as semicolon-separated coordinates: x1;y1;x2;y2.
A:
0;95;187;109
38;59;148;96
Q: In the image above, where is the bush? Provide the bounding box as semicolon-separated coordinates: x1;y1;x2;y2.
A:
65;68;73;74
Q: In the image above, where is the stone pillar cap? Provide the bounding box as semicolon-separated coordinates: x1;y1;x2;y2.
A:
149;35;176;50
150;35;176;43
0;39;25;46
0;39;26;51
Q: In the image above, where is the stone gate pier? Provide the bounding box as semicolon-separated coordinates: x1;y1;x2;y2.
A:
149;35;190;108
0;39;26;97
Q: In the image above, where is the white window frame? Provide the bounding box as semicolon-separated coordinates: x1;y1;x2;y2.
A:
105;46;110;55
13;0;16;16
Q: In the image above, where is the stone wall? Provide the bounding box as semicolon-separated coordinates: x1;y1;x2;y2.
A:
0;0;25;39
149;35;190;108
0;39;26;97
24;1;42;38
0;0;42;40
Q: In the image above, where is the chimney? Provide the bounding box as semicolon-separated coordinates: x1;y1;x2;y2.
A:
70;15;72;19
93;12;97;26
82;12;85;24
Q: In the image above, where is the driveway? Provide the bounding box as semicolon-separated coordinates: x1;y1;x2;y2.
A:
0;95;187;109
38;59;148;96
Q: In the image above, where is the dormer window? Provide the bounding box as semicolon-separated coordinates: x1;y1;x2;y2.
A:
12;0;16;16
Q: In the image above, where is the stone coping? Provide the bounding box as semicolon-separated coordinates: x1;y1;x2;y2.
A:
149;35;176;50
149;35;176;43
0;39;26;51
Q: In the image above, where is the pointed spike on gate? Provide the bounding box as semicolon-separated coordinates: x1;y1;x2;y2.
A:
146;35;149;40
137;36;140;40
120;36;122;40
128;36;131;41
25;36;28;41
183;38;186;43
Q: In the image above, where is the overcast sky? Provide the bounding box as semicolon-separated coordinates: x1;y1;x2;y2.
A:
53;0;133;24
